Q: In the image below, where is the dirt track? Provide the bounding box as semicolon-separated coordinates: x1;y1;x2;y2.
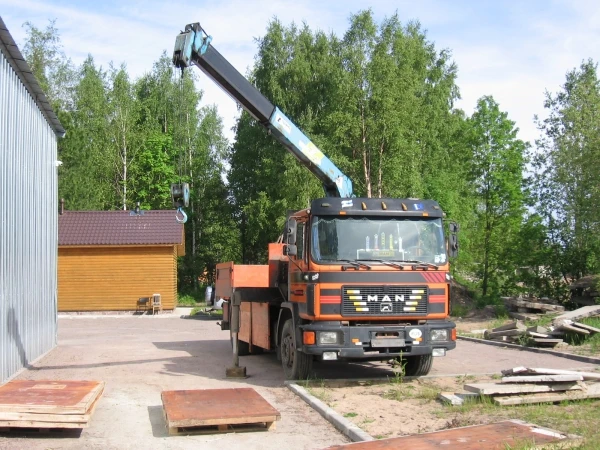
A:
1;315;597;449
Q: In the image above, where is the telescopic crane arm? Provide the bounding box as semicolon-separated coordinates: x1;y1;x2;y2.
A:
173;22;353;198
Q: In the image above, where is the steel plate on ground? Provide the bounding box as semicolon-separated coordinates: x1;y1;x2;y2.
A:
161;388;280;430
323;420;579;449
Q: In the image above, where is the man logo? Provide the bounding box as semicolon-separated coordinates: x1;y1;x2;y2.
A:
380;303;392;312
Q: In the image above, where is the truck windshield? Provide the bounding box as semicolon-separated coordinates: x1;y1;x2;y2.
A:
311;216;447;265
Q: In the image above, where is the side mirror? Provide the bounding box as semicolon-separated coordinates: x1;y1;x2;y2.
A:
449;234;458;258
287;218;297;245
284;244;297;256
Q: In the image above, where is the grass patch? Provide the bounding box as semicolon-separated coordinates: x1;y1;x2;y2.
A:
343;412;358;418
453;395;600;449
177;294;199;306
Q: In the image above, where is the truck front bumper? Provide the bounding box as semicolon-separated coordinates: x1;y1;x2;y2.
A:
299;322;456;360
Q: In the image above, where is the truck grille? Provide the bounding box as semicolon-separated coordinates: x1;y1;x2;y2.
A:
342;286;428;316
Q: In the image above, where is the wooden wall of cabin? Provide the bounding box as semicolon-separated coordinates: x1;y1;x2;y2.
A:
58;246;177;311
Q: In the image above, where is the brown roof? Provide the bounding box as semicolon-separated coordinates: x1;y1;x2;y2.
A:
58;210;184;246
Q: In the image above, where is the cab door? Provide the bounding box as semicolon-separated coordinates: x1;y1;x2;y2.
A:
289;218;310;313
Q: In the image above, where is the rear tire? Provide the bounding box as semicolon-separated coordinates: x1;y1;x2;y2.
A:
402;354;433;376
280;319;313;380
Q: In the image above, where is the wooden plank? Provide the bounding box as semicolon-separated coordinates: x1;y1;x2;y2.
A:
464;382;582;395
571;322;600;333
531;338;563;346
491;321;525;332
0;381;104;415
251;302;271;350
167;420;275;436
485;329;525;339
553;305;600;325
493;383;600;406
508;311;542;321
437;392;480;406
502;367;600;381
323;420;579;449
526;331;550;338
556;323;590;335
501;374;583;383
527;326;549;334
0;420;87;429
162;388;280;429
503;298;565;312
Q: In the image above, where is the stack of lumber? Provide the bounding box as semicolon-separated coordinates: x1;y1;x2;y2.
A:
550;305;600;338
464;367;600;406
0;380;104;430
483;320;564;347
502;296;564;321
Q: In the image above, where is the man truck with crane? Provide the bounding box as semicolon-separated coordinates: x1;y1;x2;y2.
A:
172;22;458;380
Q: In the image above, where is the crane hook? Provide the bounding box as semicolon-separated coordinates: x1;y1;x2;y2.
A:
175;207;188;224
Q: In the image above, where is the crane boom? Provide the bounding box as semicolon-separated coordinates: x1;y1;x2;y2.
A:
172;22;353;198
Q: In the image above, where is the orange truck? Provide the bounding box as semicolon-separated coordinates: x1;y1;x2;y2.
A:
173;23;458;379
215;198;458;379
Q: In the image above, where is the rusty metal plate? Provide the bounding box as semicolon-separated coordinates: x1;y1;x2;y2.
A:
324;420;577;450
162;388;280;428
0;380;104;414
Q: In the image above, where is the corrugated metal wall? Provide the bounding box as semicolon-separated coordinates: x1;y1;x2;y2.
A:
0;48;58;383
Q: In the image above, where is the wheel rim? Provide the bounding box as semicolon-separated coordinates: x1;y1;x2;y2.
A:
281;332;294;369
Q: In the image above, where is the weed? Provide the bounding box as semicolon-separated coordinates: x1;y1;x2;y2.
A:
343;412;358;418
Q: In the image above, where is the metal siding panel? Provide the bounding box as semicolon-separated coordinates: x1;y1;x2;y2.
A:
0;49;57;383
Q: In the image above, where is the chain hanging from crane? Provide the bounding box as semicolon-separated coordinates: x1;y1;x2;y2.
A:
170;67;189;223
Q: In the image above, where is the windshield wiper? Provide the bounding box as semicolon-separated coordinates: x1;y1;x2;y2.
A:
339;259;372;271
400;260;439;270
357;259;406;270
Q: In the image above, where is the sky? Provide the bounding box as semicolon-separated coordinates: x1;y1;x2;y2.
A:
1;0;599;146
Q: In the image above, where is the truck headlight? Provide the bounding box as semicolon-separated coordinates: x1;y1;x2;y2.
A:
318;331;341;345
431;329;449;341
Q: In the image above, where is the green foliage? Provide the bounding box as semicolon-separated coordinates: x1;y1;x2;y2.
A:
466;96;528;297
533;60;600;285
177;295;198;306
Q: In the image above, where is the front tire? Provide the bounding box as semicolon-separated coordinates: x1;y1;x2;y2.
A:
402;354;433;376
280;319;313;380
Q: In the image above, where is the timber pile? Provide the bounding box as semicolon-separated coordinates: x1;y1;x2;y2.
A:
501;296;564;321
483;320;564;347
0;380;104;430
464;367;600;406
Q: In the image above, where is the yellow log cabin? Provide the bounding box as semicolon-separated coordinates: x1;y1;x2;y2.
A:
58;210;185;312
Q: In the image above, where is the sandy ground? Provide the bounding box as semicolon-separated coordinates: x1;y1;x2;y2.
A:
1;314;598;449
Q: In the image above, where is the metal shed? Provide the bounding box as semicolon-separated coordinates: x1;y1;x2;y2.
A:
0;17;65;383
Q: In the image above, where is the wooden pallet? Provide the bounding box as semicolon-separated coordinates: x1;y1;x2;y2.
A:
167;420;276;436
0;380;104;429
162;388;280;436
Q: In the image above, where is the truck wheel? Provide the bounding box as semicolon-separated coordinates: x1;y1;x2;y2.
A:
230;332;250;356
280;319;313;380
402;354;433;377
